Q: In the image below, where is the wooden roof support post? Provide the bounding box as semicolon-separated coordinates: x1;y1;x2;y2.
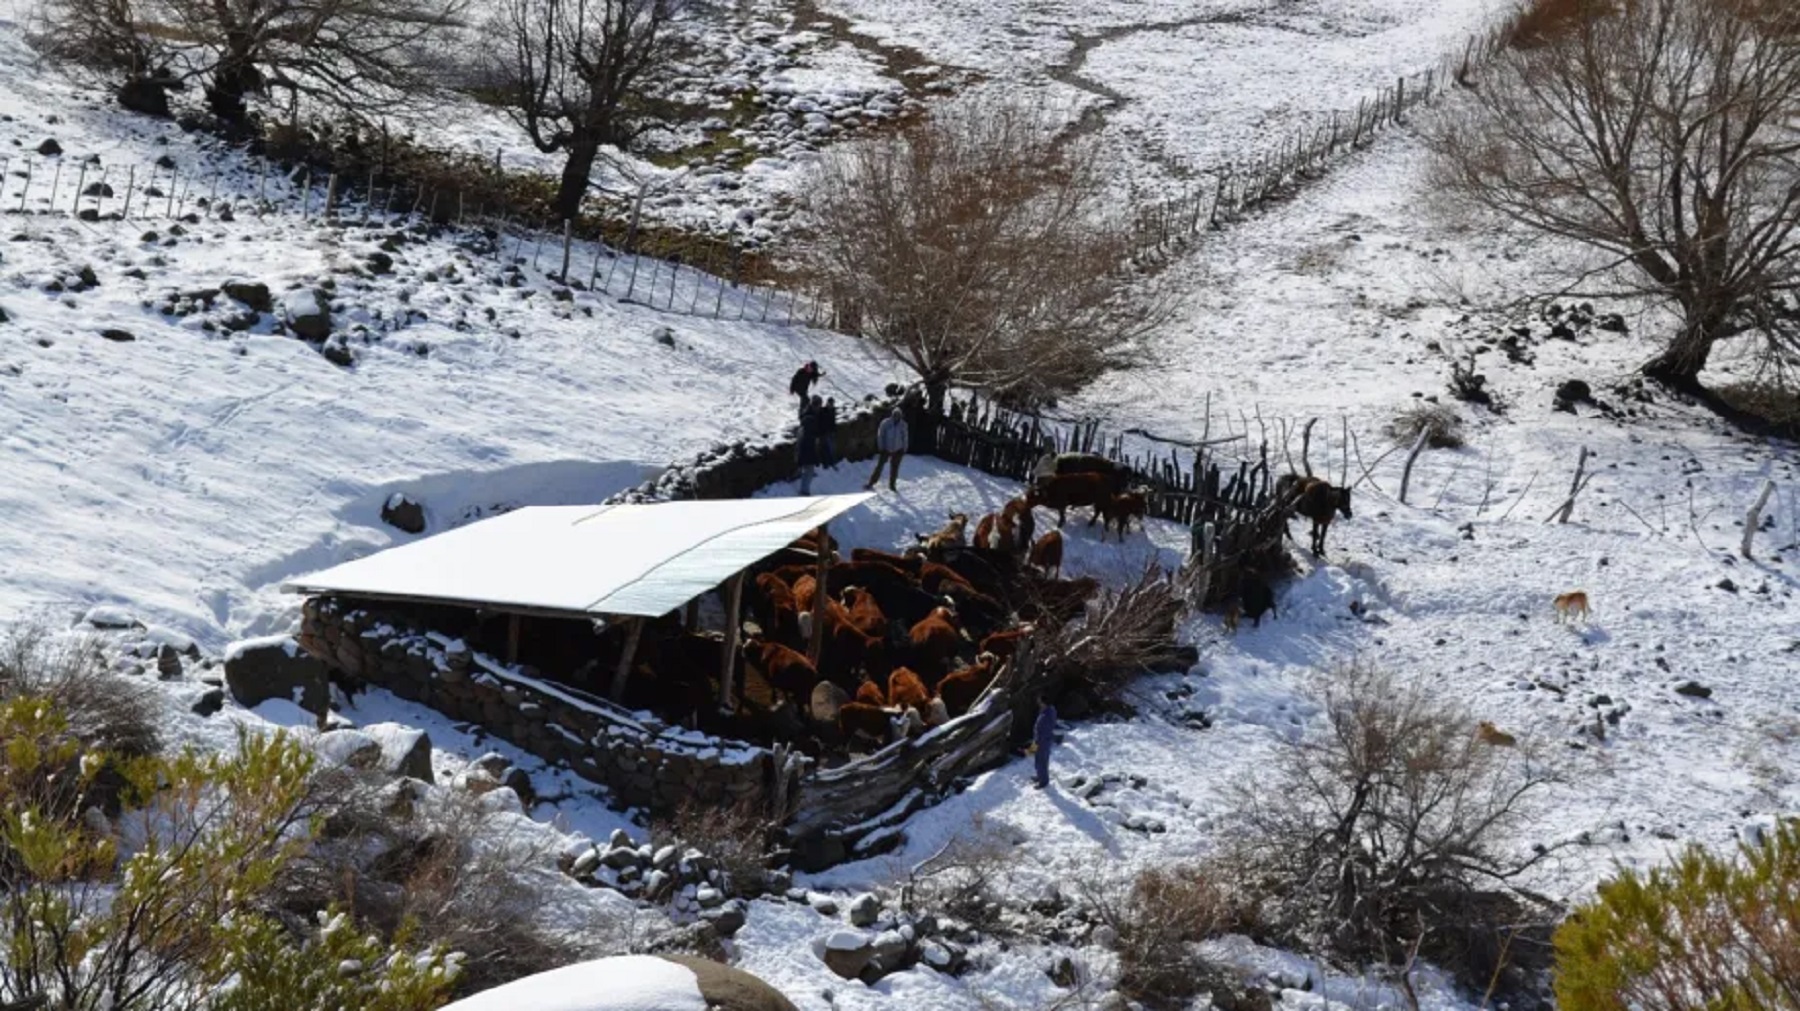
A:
607;617;644;703
685;595;701;630
507;614;522;665
718;572;746;712
806;523;830;668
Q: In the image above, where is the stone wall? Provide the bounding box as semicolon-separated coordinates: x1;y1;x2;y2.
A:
606;391;909;504
299;596;773;813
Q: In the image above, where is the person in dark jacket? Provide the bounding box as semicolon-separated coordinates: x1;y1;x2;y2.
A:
789;361;822;405
796;403;822;495
819;398;839;468
1032;699;1057;789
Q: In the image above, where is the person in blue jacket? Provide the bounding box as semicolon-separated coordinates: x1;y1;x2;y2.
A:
1033;698;1057;789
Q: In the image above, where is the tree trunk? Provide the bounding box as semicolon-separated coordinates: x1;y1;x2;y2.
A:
207;47;260;125
1639;311;1723;393
555;139;601;224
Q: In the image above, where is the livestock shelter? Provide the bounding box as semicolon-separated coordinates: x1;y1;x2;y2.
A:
283;494;1053;867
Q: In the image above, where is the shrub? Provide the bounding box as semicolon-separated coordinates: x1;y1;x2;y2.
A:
894;821;1021;937
0;696;456;1010
1225;664;1561;987
1448;353;1506;413
651;796;779;898
1078;863;1243;1007
0;623;158;759
1553;819;1800;1011
1386;402;1466;449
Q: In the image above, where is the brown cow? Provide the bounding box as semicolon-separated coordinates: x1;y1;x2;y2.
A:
1025;473;1111;528
792;573;819;613
838;701;901;745
1281;476;1353;557
887;667;930;711
916;512;970;555
908;606;965;678
978;626;1033;661
1002;497;1035;555
841;586;888;639
745;640;817;702
973;508;1017;552
819;597;887;680
1029;529;1065;579
920;560;977;596
1100;491;1148;542
849;548;924;576
937;654;997;717
854;678;886;706
751;572;799;641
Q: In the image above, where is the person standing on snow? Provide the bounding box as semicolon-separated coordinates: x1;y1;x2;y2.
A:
819;397;840;468
865;407;908;492
797;400;822;495
789;361;822;407
1032;698;1058;789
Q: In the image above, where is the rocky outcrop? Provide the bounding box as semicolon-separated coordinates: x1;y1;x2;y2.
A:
223;634;328;713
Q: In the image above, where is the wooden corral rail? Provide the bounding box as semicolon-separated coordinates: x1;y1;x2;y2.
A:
779;638;1045;869
915;392;1297;608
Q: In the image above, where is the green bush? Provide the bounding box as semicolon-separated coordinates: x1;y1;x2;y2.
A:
0;695;458;1010
1553;819;1800;1011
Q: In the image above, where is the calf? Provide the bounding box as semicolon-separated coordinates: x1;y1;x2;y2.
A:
886;667;930;711
1100;490;1149;542
1028;529;1065;579
974;508;1017;552
1003;497;1035;556
937;654;998;717
854;678;886;706
1240;572;1277;627
1025;473;1112;528
916;512;971;555
1285;476;1353;557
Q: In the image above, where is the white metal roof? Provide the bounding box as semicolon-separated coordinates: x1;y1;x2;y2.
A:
281;494;873;619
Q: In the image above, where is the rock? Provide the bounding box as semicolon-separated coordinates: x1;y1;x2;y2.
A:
1555;379;1593;408
221;280;273;313
608;828;637;850
190;687;225;717
705;898;749;937
822;930;875;980
653;326;676;347
502;766;534;806
653;845;679;871
37;139;62;156
82;181;115;198
366;251;394;275
315;729;382;770
1674;681;1712;699
847;892;881;927
282;288;331;341
99;328;136;343
1049;955;1080;988
117;78;174;117
570;847;602;878
81;605;141;630
320;337;355;367
362;723;434;782
472;752;511;778
660;954;798;1011
868;929;909;971
155;643;183;679
644;869;672;897
806;892;839;916
223;634;328;713
1716;577;1739;594
602;846;642;870
380;492;427;534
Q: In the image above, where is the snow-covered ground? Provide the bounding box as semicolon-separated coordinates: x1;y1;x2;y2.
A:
3;0;1799;1007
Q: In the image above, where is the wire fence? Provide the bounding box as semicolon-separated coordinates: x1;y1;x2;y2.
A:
0;15;1517;327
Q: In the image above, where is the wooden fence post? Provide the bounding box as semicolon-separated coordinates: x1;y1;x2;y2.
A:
1398;428;1430;505
1742;480;1777;559
718;573;746;711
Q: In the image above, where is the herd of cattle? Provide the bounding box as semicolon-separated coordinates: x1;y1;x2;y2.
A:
611;455;1354;758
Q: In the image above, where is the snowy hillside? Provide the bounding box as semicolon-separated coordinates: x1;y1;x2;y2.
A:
3;0;1799;1007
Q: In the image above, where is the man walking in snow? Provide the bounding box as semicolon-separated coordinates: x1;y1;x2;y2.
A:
819;398;840;468
797;399;823;495
1032;698;1057;789
865;406;908;492
789;361;822;407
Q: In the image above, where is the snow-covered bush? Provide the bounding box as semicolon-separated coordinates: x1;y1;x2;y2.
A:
1385;402;1466;449
1552;818;1800;1011
650;796;778;898
1080;863;1244;1007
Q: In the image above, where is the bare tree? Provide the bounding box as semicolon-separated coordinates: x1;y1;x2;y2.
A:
483;0;683;222
33;0;469;124
802;99;1163;409
1227;664;1562;985
1429;0;1800;404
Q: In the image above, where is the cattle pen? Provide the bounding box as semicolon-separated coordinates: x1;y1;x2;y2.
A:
278;494;1064;869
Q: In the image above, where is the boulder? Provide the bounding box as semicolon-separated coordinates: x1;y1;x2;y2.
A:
37;138;61;156
282;288;331;341
190;687;225;717
221;280;273;313
117;78;174;118
380;492;427;534
1674;681;1712;699
502;766;534;806
472;752;511;778
99;328;136;343
847;891;880;927
223;635;328;713
704;898;749;937
441;954;798;1011
362;723;434;782
822;930;875;980
315;729;382;770
81;605;141;630
868;929;910;972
